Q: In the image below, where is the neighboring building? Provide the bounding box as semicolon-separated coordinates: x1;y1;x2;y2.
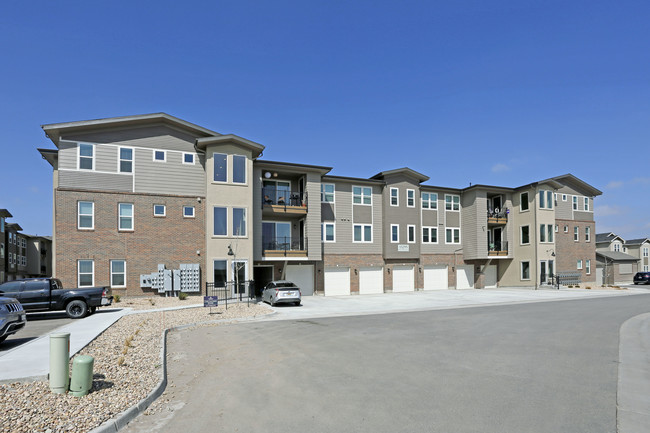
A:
595;233;648;284
0;209;10;282
25;235;53;278
625;238;650;273
38;113;603;296
0;210;53;282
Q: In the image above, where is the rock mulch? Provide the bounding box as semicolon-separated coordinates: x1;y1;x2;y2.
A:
0;299;271;433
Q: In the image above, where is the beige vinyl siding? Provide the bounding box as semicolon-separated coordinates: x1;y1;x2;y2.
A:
95;145;118;172
420;192;461;254
65;124;198;152
573;211;594;222
134;149;205;196
58;141;79;170
253;168;264;261
460;191;481;260
422;209;438;226
58;170;133;192
305;172;323;261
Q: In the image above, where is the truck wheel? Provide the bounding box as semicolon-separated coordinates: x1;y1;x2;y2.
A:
66;300;88;319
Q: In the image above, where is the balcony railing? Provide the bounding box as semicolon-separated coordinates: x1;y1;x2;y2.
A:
488;240;509;256
487;207;508;224
262;236;306;257
262;188;307;211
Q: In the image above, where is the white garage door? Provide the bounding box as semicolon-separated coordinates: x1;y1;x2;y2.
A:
286;265;314;296
324;267;350;296
484;265;497;289
456;265;474;290
359;267;384;295
423;265;448;290
596;267;603;285
392;265;414;292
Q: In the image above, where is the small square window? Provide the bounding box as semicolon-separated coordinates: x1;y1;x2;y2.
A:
183;206;195;218
183;153;195;164
153;150;166;162
154;205;166;217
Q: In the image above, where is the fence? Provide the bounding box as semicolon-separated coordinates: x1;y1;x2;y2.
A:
205;280;256;309
554;272;582;288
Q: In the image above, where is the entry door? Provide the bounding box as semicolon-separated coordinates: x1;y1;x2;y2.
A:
232;260;248;297
540;261;547;284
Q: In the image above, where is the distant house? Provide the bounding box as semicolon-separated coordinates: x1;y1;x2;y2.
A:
624;238;650;273
595;233;641;285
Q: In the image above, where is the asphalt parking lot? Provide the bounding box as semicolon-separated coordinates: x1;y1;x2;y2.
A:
0;312;73;353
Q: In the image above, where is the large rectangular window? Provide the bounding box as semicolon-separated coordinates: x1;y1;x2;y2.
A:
520;226;530;244
78;143;94;170
421;192;437;209
321;184;335;203
233;155;246;184
539;190;553;209
390;188;398;206
539;224;553;243
521;261;530;280
446;228;460;244
322;223;335;242
118;203;134;230
520;192;529;211
213;153;227;182
445;194;460;211
213;207;227;236
353;186;372;205
119;147;133;173
353;224;372;243
78;260;94;287
213;260;227;287
78;201;94;229
232;208;247;237
407;189;415;207
422;227;437;243
110;260;126;288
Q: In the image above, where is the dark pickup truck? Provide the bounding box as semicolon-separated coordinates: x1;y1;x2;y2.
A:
0;278;113;319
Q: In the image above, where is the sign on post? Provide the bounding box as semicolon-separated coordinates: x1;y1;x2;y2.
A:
204;296;219;314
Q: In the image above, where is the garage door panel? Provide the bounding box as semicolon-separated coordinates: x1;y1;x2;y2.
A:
286;265;314;296
424;265;448;290
393;265;414;292
325;267;350;296
359;267;384;295
484;265;497;289
456;265;474;290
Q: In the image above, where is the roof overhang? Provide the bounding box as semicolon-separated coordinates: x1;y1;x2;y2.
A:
195;135;264;158
0;209;12;218
545;174;603;196
257;160;332;175
322;175;385;185
596;251;639;262
38;148;58;167
371;167;430;183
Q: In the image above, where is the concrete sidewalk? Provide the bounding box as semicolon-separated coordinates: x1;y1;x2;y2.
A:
0;287;646;383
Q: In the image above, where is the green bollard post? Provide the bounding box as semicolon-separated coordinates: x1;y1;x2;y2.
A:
70;355;95;397
49;333;70;394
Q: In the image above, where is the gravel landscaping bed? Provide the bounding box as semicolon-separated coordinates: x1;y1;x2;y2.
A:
0;299;271;433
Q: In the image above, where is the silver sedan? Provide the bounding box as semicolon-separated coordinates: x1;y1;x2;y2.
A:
262;281;301;306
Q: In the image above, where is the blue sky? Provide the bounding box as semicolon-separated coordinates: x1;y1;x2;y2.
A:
1;0;649;239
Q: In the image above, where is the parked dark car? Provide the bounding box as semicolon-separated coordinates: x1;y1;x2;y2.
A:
262;280;301;306
633;272;650;285
0;278;112;319
0;297;26;343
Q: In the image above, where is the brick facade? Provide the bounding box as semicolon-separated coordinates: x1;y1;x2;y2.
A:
55;189;205;296
555;219;596;283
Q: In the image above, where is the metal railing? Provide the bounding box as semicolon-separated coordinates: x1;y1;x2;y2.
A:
554;272;582;288
205;280;256;308
487;207;509;220
488;240;509;255
262;188;307;209
262;236;304;253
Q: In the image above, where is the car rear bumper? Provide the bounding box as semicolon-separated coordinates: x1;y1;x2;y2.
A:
0;314;27;338
273;296;301;304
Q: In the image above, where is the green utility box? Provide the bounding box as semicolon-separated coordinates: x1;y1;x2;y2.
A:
69;355;94;397
49;333;70;394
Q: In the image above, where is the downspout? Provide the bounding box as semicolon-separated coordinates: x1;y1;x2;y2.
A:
534;188;538;290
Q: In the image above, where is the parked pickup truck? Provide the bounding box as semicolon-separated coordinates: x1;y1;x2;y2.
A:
0;278;112;319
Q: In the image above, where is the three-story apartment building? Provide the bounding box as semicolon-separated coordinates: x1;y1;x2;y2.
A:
38;113;601;296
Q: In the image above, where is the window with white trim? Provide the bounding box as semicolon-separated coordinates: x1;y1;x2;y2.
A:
422;227;437;243
445;194;460;211
213;153;227;182
539;224;553;243
421;192;437;209
520;226;530;245
233;155;246;184
153;150;166;162
407;225;415;243
353;224;372;242
78;259;94;287
572;196;578;210
539;190;553;209
153;205;166;217
213;207;227;236
574;226;579;241
322;223;335;242
614;243;620;252
78;143;94;170
446;228;460;244
183;206;195;218
321;184;335;203
119;147;133;173
183;153;195;165
585;226;591;242
391;224;399;243
407;189;415;207
562;194;567;201
390;188;398;206
586;259;591;274
521;261;530;280
118;203;133;230
78;201;94;230
643;247;649;257
232;208;246;237
584;197;589;211
520;192;529;211
110;260;126;288
353;186;372;205
577;259;583;270
564;225;568;233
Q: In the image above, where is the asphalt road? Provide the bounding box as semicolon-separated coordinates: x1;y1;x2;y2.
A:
125;295;650;433
0;311;72;353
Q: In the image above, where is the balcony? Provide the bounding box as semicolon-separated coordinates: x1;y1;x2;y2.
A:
262;187;307;216
487;207;508;225
262;236;307;258
488;240;509;257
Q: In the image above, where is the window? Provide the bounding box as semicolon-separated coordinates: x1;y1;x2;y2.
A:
577;260;583;270
555;225;559;233
321;184;335;203
521;226;530;245
353;186;372;205
407;225;415;243
521;262;530;280
153;205;166;217
585;259;591;275
390;188;398;206
153;150;166;162
421;192;437;209
78;143;94;170
547;225;554;243
572;226;579;241
213;207;227;236
564;225;568;233
0;243;3;259
110;260;126;288
213;153;227;182
119;147;133;173
232;208;246;237
407;190;415;207
540;224;545;243
446;228;461;244
391;224;399;243
539;190;553;209
78;201;94;229
585;226;591;242
572;196;578;210
353;224;372;242
445;194;460;211
118;203;133;230
520;192;529;211
562;194;567;201
183;206;195;218
183;153;195;165
322;223;335;242
233;155;246;184
213;260;228;287
614;243;620;252
643;247;649;257
422;227;438;243
78;260;94;287
584;197;589;211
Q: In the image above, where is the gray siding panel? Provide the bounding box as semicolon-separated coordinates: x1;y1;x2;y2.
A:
446;211;460;227
305;173;322;261
96;145;117;173
58;141;78;170
574;211;594;222
134;149;205;196
322;203;335;221
422;210;438;226
65;125;197;151
353;205;372;224
59;170;132;192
